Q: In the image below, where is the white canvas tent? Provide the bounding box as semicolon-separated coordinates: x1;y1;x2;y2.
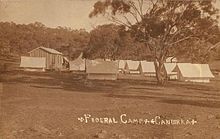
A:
20;56;46;71
124;60;141;74
166;57;177;63
173;63;214;83
86;59;118;80
118;60;126;73
164;63;177;80
69;53;85;71
140;61;156;76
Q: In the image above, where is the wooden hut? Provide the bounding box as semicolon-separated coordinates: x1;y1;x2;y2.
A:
28;47;63;70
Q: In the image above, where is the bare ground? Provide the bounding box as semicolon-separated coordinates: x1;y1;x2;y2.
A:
0;71;220;139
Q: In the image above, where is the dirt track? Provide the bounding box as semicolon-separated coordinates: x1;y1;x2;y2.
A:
1;71;220;139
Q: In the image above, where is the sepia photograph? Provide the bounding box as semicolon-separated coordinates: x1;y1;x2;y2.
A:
0;0;220;138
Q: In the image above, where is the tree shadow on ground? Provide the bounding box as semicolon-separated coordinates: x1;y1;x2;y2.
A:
167;81;220;92
159;99;220;108
2;71;163;93
106;93;220;108
2;71;220;108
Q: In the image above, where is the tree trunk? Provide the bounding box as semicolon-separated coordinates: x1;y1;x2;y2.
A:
154;60;167;85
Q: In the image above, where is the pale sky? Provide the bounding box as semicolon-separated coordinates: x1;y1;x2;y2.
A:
0;0;220;31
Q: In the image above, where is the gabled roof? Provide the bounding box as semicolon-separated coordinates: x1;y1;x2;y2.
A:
69;53;85;71
119;60;126;69
174;63;214;78
63;57;69;62
29;46;62;55
86;59;118;74
194;64;215;78
164;63;177;74
126;60;140;70
166;57;177;63
20;56;46;68
140;61;155;73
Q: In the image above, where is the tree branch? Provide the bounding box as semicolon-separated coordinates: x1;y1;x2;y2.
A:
105;14;132;29
168;35;200;46
129;1;144;20
137;0;144;16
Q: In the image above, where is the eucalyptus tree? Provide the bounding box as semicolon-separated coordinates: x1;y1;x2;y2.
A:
89;0;219;85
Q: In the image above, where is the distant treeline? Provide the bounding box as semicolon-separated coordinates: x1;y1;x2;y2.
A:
0;22;153;61
0;22;90;60
0;22;220;62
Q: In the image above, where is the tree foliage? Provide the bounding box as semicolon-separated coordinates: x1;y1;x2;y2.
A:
89;0;220;84
84;24;152;60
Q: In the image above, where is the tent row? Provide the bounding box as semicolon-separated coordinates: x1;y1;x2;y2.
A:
86;60;214;83
19;46;214;83
119;60;175;78
119;60;156;76
19;56;214;83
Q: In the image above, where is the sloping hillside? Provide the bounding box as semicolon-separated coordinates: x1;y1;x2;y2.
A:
0;22;90;59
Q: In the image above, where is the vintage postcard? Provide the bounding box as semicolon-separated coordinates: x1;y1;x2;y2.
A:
0;0;220;138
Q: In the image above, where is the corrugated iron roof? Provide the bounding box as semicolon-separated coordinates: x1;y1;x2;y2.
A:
29;46;62;55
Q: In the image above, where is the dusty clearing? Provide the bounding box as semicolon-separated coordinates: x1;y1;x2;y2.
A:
1;71;220;139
